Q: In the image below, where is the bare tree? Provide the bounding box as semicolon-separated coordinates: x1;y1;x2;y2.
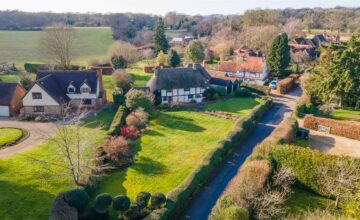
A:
29;112;110;187
318;159;360;208
107;41;142;65
251;168;295;219
41;24;77;69
282;18;305;39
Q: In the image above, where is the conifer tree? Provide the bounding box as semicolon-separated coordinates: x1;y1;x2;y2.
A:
154;18;169;54
168;49;181;67
268;33;290;76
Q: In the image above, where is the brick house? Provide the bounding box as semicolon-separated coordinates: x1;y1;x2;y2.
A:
22;71;106;116
0;82;26;117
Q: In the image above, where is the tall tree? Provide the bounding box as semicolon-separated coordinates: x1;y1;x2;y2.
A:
185;41;205;64
267;33;290;77
154;18;169;54
41;24;77;69
167;49;181;67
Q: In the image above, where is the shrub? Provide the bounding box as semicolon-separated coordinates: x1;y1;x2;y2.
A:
64;189;89;212
112;69;132;93
24;63;50;73
112;90;125;108
126;89;154;113
294;101;319;118
242;83;270;95
120;126;140;139
94;193;113;213
277;77;294;94
203;87;219;100
234;88;252;97
150;192;167;210
108;106;128;136
19;71;34;90
107;41;142;65
113;195;131;213
124;203;140;219
126;114;142;128
263;117;298;145
50;193;78;220
217;87;227;96
132;108;149;126
102;136;133;162
80;207;109;220
223;206;249;220
111;55;128;69
303;115;360;141
136;192;151;209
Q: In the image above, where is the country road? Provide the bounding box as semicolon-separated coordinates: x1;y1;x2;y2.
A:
179;86;302;220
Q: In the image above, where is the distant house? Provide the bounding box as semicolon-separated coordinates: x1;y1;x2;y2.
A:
0;61;15;73
218;57;269;85
0;83;26;117
169;36;197;47
22;71;106;116
147;64;210;104
233;49;263;59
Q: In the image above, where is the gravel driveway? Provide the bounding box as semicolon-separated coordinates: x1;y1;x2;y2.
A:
0;118;57;158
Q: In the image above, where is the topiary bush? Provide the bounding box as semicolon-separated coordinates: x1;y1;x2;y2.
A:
112;90;125;108
50;192;78;220
64;188;90;212
136;192;151;209
113;195;131;218
93;193;113;213
150;192;167;210
124;203;140;219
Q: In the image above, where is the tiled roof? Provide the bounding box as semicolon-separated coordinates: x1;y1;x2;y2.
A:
0;82;18;105
219;57;264;73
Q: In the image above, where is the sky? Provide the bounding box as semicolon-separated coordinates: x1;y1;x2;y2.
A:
1;0;360;15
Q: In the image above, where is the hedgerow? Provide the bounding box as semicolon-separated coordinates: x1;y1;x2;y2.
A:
108;106;128;136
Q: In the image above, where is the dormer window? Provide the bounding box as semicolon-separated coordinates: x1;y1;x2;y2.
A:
80;84;91;93
67;85;76;94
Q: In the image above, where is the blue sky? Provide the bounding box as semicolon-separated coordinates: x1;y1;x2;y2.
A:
1;0;359;15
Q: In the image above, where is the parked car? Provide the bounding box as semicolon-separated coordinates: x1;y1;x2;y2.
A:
269;80;278;89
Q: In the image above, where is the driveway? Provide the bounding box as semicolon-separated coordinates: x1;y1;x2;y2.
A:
0;118;57;158
179;86;302;220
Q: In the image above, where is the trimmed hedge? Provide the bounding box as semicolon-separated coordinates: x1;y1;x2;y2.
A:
264;117;298;145
269;145;360;196
108;106;128;136
24;63;51;73
152;98;273;220
303;115;360;141
277;77;295;94
242;83;270;95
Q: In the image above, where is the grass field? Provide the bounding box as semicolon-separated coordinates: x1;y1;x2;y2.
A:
0;108;115;219
0;27;114;68
205;97;261;117
305;29;351;42
0;128;23;146
93;97;260;202
330;109;360;122
165;29;189;38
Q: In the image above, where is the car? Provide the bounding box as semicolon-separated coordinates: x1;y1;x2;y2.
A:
269;80;278;89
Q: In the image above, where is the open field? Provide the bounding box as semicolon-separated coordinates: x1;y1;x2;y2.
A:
0;27;114;68
305;29;351;41
330;109;360;122
165;29;189;38
0;108;115;219
0;128;23;146
93;97;260;201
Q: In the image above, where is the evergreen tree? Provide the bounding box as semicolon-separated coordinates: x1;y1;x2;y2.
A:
267;33;290;77
185;41;205;64
154;18;169;54
168;49;181;67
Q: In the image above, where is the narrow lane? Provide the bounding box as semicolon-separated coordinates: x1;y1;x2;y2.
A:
179;87;301;220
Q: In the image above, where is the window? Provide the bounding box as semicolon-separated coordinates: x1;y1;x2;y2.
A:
188;94;194;99
166;89;172;93
68;86;75;93
82;99;92;106
80;84;91;93
32;92;42;99
162;96;168;101
184;88;190;92
33;106;44;112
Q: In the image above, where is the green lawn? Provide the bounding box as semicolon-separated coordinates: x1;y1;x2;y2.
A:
93;97;260;201
205;97;262;117
0;108;115;219
127;60;154;87
0;128;23;146
330;109;360;122
0;27;114;68
283;187;333;215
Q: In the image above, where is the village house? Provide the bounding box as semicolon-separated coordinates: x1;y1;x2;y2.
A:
0;82;26;117
147;64;210;104
217;57;269;85
22;70;106;116
169;36;197;47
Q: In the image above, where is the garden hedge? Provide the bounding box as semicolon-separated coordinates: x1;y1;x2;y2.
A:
269;145;360;196
241;83;271;95
151;98;273;220
50;193;78;220
303;115;360;141
24;63;51;73
108;106;128;136
277;77;295;94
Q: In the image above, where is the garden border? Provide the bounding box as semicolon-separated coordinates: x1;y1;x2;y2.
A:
0;127;30;148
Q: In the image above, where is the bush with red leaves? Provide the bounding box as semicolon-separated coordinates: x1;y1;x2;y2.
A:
120;126;140;139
